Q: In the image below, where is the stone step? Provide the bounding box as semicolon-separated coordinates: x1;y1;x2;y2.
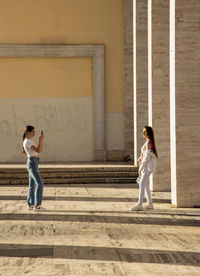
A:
0;177;137;185
0;166;137;174
0;163;138;185
0;171;138;179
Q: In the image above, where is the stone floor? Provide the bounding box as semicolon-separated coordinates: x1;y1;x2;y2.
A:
0;182;199;275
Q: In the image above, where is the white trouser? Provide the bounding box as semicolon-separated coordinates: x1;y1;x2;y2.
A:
138;168;152;205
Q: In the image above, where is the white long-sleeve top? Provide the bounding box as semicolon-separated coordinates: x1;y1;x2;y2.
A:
139;139;157;173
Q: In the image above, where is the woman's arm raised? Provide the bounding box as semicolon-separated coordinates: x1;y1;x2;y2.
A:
31;135;44;153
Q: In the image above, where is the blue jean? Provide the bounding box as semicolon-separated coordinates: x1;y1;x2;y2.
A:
26;157;43;206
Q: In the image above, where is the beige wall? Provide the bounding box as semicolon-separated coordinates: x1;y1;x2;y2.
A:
0;0;124;113
106;113;124;150
0;98;93;162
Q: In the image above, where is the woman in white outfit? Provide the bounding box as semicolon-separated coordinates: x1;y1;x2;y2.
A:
131;126;158;211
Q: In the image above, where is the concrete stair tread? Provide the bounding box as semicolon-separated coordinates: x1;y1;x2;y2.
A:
0;163;137;173
0;162;136;167
0;172;138;179
0;163;138;185
0;177;137;184
0;168;137;174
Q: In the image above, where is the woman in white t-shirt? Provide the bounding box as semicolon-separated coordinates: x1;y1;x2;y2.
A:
22;125;44;211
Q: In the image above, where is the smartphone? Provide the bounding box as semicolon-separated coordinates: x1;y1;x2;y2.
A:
41;130;44;135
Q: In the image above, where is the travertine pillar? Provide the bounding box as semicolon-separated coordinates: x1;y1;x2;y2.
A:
170;0;200;207
151;0;170;191
135;0;148;162
124;0;134;159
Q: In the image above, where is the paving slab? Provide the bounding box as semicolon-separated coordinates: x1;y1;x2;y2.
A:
0;182;199;275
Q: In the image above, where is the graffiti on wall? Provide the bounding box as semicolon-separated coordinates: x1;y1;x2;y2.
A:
0;104;88;136
0;98;93;162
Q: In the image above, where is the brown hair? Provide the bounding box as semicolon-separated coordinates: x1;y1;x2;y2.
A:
144;126;158;158
22;125;34;153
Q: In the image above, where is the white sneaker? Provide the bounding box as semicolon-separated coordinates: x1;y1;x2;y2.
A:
34;206;46;212
144;203;154;209
27;205;34;211
130;204;143;211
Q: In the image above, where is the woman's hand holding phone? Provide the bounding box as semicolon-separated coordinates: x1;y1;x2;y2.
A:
39;130;44;141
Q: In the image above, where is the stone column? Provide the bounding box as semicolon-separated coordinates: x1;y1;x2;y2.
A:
134;0;148;163
151;0;171;191
124;0;134;160
170;0;200;207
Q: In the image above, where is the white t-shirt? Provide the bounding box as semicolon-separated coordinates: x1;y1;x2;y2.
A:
23;138;38;157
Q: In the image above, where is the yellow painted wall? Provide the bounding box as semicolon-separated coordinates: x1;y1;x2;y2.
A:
0;0;124;112
0;58;92;97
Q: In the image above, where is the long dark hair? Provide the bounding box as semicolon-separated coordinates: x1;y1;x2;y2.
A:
22;125;34;153
144;126;158;158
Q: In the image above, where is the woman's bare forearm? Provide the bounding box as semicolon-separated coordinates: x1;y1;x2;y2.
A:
31;137;44;153
38;140;43;153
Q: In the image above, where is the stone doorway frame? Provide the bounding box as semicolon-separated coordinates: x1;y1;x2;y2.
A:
0;44;106;161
